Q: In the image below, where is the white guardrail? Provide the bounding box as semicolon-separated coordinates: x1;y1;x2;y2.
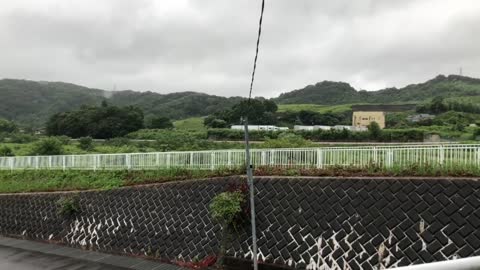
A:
391;255;480;270
0;144;479;171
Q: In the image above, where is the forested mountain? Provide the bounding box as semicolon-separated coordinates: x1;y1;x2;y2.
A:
275;75;480;104
0;79;243;127
1;74;480;127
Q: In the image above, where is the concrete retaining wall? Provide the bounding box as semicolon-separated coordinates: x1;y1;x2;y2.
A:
0;176;479;269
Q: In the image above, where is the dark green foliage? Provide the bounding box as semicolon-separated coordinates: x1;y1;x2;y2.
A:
275;75;480;105
46;104;144;139
295;110;350;126
447;101;480;114
206;99;278;127
430;96;448;114
31;137;64;155
0;79;244;127
57;196;79;216
367;122;382;139
210;190;247;266
147;116;174;129
0;146;14;156
0;133;36;144
207;128;424;142
0;119;17;133
474;128;480;140
204;116;228;128
78;136;94;151
0;169;244;193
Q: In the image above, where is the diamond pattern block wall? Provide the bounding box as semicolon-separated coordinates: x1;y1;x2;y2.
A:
0;177;479;269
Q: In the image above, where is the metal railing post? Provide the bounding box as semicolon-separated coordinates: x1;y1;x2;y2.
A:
227;151;232;168
62;156;66;171
439;145;445;166
386;149;393;168
210;152;215;170
93;155;97;171
126;154;132;170
316;148;323;169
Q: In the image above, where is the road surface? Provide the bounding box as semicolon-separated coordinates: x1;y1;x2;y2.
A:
0;245;129;270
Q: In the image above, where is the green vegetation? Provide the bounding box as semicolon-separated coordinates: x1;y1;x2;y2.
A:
173;117;206;130
31;137;64;155
78;137;94;151
0;169;243;193
277;104;354;114
56;196;80;216
275;75;480;105
210;189;247;266
46;103;144;139
204;99;278;127
0;79;243;128
0;119;17;133
0;146;14;156
207;128;425;143
1;164;479;193
146;116;174;129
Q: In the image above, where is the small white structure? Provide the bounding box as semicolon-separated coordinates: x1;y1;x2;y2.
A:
294;125;332;131
315;125;332;131
294;125;314;131
333;125;367;132
231;125;289;131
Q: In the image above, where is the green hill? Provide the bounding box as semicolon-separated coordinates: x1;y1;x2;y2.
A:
275;75;480;105
0;79;243;127
2;74;480;128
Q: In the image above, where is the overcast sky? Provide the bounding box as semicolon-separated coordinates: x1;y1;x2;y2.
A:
1;0;479;98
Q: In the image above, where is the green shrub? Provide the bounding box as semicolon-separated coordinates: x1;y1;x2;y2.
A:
0;146;14;156
78;136;94;151
367;122;382;139
105;137;131;147
56;196;79;216
474;128;480;140
147;116;174;129
31;137;64;155
54;135;71;145
0;119;17;133
210;191;245;226
210;191;246;266
261;133;313;148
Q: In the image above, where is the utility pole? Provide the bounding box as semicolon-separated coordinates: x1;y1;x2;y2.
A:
243;117;258;270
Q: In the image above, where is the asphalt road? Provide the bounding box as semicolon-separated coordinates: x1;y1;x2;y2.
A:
0;245;129;270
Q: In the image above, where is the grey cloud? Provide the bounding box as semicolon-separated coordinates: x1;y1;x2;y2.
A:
0;0;479;97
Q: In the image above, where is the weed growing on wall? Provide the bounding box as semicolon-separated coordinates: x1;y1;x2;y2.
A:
56;196;79;217
210;187;247;267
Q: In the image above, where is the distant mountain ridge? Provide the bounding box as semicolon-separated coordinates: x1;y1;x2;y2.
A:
275;75;480;104
1;74;480;127
0;79;243;127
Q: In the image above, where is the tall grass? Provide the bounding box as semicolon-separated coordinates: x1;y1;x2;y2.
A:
0;164;478;194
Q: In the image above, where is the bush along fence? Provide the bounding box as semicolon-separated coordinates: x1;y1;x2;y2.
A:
0;144;479;171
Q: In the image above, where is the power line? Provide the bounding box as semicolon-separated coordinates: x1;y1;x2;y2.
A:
248;0;265;100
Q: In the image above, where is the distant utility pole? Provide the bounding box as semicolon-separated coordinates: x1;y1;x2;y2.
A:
460;67;463;76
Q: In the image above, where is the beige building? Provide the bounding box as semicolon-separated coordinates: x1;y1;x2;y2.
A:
352;111;386;129
351;104;416;129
